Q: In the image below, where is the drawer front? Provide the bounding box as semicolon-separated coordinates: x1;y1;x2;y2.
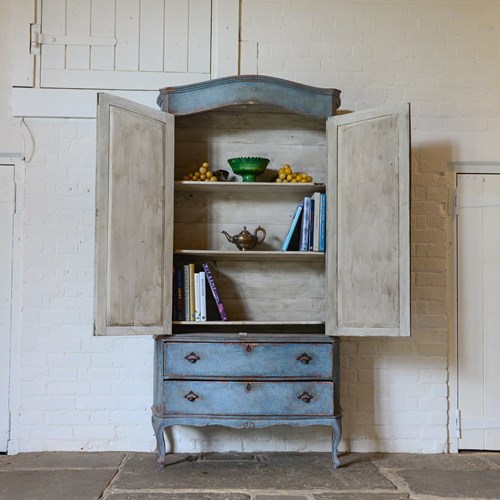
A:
164;342;334;379
164;381;334;416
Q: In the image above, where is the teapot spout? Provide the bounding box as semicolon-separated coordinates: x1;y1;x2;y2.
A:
221;230;233;243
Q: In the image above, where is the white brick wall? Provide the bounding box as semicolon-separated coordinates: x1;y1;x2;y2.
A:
4;0;500;454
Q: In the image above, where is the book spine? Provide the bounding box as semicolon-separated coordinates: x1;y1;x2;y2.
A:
202;263;228;321
175;266;184;320
194;272;201;321
189;263;196;321
281;201;303;251
172;268;177;320
309;196;315;251
299;197;311;251
183;264;190;321
199;271;207;322
319;193;326;252
312;192;321;251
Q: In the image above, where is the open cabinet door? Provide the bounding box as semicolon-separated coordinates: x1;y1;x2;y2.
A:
94;94;174;336
326;104;410;337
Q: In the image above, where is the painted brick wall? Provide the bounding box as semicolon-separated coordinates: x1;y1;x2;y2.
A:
5;0;500;454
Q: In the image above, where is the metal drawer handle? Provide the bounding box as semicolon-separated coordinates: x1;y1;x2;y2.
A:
246;344;253;352
184;391;199;402
246;383;252;391
297;353;312;364
184;352;201;364
297;391;314;403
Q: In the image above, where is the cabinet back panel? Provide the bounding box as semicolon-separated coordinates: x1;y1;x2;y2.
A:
200;261;324;322
174;110;327;184
174;191;313;250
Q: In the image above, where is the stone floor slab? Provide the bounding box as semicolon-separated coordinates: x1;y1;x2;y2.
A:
0;469;117;500
476;452;500;467
396;469;500;498
372;452;493;471
313;493;409;499
106;494;250;500
0;451;125;470
114;453;396;492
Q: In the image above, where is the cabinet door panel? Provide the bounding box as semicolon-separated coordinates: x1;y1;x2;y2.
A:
95;93;174;335
326;104;410;337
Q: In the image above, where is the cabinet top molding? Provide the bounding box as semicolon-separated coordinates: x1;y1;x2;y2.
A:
157;75;341;118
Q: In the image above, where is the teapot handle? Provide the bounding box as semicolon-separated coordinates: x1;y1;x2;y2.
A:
254;226;266;246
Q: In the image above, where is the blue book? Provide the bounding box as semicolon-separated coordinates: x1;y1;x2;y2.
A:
319;193;326;252
281;201;303;251
299;197;311;252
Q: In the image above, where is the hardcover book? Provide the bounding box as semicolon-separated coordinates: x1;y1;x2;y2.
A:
199;271;207;322
183;264;190;321
312;192;321;251
189;263;196;321
319;192;326;252
281;201;303;251
299;196;311;252
202;263;228;321
175;266;184;320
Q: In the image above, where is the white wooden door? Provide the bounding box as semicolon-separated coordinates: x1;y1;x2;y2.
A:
0;165;15;451
39;0;212;89
94;94;174;336
458;173;500;450
326;104;410;337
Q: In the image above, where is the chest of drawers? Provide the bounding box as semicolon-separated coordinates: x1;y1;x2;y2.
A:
152;334;342;467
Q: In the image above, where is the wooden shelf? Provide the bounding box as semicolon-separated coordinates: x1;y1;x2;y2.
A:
173;250;325;262
173;320;324;325
175;181;326;194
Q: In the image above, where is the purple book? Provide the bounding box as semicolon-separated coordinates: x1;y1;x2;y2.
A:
202;263;228;321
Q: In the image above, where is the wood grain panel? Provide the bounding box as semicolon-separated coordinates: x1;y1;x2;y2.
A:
41;0;66;70
91;0;115;70
164;0;189;72
66;0;90;70
115;0;140;71
140;0;165;71
337;115;399;328
95;94;174;336
188;0;211;73
107;106;165;325
327;104;410;337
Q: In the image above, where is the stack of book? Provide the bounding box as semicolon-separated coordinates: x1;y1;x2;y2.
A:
281;192;326;252
172;263;228;321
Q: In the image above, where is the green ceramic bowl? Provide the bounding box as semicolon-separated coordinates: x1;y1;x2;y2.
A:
227;157;270;182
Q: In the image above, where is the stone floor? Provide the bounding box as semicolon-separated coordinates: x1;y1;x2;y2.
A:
1;451;500;499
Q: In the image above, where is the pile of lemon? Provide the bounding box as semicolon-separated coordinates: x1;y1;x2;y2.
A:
182;162;219;182
275;164;313;183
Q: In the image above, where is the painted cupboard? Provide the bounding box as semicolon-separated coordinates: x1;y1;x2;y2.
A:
94;75;410;467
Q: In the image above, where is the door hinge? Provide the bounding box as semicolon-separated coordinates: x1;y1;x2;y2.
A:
456;409;462;438
30;24;41;55
30;23;117;55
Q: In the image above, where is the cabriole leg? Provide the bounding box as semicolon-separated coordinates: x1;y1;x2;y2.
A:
332;417;342;468
152;416;169;466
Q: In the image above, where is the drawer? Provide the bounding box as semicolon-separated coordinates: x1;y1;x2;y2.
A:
164;342;334;379
164;381;334;416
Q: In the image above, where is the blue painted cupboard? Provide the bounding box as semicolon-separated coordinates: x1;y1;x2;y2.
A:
94;76;410;469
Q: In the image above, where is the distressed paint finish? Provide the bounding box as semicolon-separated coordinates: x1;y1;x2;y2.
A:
164;380;334;416
164;342;334;379
94;93;174;336
153;335;342;467
158;75;341;117
326;104;410;337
